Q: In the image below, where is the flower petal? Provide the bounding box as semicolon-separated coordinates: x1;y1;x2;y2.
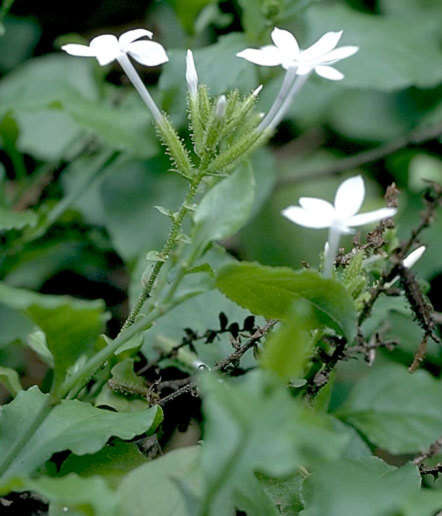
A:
302;30;343;60
334;176;365;218
282;206;332;228
186;49;198;97
61;43;96;58
299;197;335;219
271;27;300;57
403;246;426;269
90;35;120;65
296;62;314;75
237;46;284;67
127;41;169;66
119;29;153;50
315;65;344;80
321;45;359;64
347;208;397;227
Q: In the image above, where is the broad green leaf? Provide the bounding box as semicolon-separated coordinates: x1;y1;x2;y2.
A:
198;372;347;515
302;458;420;516
335;364;442;453
0;386;162;482
0;16;41;73
216;263;357;340
0;366;22;397
257;472;304;516
59;441;147;487
12;474;119;516
0;206;38;231
192;163;255;254
304;4;442;90
0;282;108;394
118;446;201;516
260;302;315;381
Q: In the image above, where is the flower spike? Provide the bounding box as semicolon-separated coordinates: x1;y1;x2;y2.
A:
282;175;397;276
62;29;168;124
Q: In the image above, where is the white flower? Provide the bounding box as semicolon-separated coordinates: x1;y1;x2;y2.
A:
186;49;199;98
62;29;168;124
62;29;168;67
282;176;397;276
237;27;358;81
282;176;396;233
402;246;426;269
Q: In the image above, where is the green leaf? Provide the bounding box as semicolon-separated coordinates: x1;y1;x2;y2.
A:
0;206;38;231
0;386;162;482
257;472;304;516
302;458;421;516
0;366;22;397
166;0;215;34
304;3;442;90
260;303;315;381
216;263;357;340
0;282;108;394
12;474;119;516
335;364;442;453
59;441;147;486
198;372;347;515
192;163;255;254
118;446;201;516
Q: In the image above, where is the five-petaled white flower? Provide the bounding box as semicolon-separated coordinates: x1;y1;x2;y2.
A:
62;29;168;67
237;27;358;81
62;29;168;124
282;176;397;276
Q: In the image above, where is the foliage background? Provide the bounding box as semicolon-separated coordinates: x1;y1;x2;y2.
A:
0;0;441;514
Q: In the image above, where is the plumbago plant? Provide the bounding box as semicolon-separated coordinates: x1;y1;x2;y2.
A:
0;20;441;516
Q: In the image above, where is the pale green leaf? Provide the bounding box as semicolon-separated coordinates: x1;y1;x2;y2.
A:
0;366;22;397
0;206;38;231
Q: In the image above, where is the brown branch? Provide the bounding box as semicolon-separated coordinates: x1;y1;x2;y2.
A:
275;122;442;189
158;320;277;406
414;437;442;466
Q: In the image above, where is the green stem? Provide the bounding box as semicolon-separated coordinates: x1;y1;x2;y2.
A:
119;173;204;333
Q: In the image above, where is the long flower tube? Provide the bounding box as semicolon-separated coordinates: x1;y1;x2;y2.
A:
238;27;359;132
62;30;168;125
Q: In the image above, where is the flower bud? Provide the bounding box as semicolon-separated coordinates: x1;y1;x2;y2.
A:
186;49;198;98
215;95;227;119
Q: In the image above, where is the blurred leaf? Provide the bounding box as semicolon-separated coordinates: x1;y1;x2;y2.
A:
0;206;38;230
260;303;315;381
0;366;22;397
0;386;162;482
335;364;442;453
238;0;284;44
118;446;201;516
198;372;347;515
100;157;184;261
302;458;421;516
257;472;304;516
59;440;147;486
408;154;442;192
0;16;41;72
166;0;215;34
0;303;33;348
95;384;150;413
304;3;442;90
192;163;255;254
0;282;107;394
216;263;357;340
9;474;118;516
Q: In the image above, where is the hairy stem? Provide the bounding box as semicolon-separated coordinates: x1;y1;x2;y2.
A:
120;175;204;332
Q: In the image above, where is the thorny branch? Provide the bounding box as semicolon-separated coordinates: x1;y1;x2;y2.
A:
414;437;442;479
275;122;442;188
158;320;277;406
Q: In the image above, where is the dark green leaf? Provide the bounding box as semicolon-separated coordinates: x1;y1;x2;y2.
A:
216;263;357;340
335;364;442;453
0;386;162;482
